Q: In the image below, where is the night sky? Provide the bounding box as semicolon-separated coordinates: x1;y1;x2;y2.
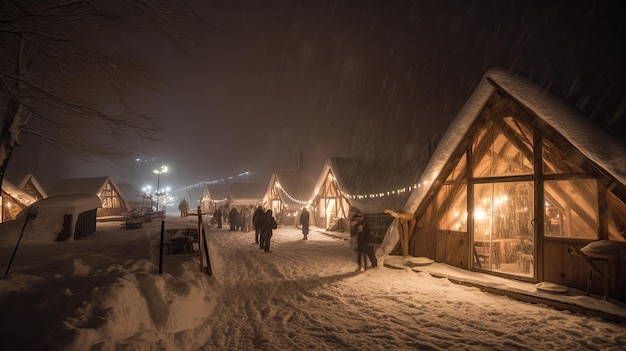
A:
9;0;625;192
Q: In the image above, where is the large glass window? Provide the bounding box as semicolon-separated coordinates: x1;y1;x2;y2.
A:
437;155;468;231
544;179;598;239
473;182;534;277
606;190;626;242
472;118;533;178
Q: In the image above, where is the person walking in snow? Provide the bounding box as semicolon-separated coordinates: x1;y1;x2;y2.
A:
252;205;264;244
241;205;251;233
181;199;190;217
354;212;377;270
259;209;277;252
300;207;310;240
228;207;239;231
213;207;222;228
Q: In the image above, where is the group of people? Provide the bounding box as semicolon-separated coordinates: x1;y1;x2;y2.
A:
253;206;277;252
209;203;376;267
177;199;190;217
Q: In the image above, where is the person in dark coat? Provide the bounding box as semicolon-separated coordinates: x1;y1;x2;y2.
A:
354;212;377;270
252;205;264;244
228;207;239;231
213;207;222;228
259;209;277;252
300;207;310;240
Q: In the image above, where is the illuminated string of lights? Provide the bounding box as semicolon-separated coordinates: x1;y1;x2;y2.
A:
343;180;431;200
276;182;311;205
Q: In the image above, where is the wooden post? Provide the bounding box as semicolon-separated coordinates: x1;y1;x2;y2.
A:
159;220;164;275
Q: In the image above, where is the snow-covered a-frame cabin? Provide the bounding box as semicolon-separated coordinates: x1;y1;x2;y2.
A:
227;182;265;208
200;183;230;215
263;170;318;225
5;173;48;201
1;179;38;223
1;174;47;223
48;177;130;219
381;68;626;302
309;157;425;237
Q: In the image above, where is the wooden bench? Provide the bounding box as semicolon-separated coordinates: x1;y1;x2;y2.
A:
124;218;144;229
162;240;195;255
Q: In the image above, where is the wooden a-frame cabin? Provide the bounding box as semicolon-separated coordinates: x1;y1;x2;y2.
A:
380;68;626;302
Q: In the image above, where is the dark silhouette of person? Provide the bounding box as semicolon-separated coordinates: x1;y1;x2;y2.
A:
260;209;277;252
229;207;239;231
300;207;310;240
213;207;222;228
354;212;377;270
252;205;264;244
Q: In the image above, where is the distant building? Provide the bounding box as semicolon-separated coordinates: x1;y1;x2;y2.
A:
48;176;130;219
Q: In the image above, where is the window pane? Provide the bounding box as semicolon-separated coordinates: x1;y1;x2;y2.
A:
606;190;626;242
472;119;533;178
543;137;586;174
544;179;598;239
473;182;534;278
436;184;467;231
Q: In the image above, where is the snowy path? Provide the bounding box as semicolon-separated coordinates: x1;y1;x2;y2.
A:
200;226;626;351
1;217;624;350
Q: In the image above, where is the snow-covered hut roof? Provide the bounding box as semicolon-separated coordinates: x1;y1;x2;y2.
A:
48;176;130;211
403;67;626;213
0;194;101;244
312;157;426;214
4;174;48;199
228;182;264;206
116;183;144;209
267;170;318;208
1;179;37;207
205;184;230;203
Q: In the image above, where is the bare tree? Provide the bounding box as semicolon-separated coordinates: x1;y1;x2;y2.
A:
0;0;209;186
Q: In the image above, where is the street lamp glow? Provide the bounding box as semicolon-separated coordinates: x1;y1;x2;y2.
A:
153;165;168;212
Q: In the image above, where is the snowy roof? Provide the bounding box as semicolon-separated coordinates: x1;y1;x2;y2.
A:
313;157;426;214
48;176;129;211
1;179;37;206
268;170;318;208
403;68;626;213
4;173;48;198
205;183;230;202
0;194;101;244
228;182;264;205
116;183;144;208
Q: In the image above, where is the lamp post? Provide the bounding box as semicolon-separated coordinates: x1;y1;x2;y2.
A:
153;165;168;212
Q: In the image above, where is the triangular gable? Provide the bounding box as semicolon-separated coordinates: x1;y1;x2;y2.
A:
1;179;37;207
228;182;264;206
327;157;425;214
48;176;130;213
205;184;230;203
403;68;626;214
271;170;318;208
4;174;47;199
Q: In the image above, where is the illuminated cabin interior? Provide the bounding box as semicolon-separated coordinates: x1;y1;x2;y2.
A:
399;69;626;301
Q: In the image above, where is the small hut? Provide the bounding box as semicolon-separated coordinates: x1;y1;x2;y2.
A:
5;174;48;200
48;177;130;219
0;179;38;223
0;194;101;243
309;157;425;237
228;182;264;208
263;170;318;225
380;68;626;301
200;183;230;215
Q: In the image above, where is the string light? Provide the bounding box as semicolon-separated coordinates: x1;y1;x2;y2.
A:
344;183;419;200
276;182;311;205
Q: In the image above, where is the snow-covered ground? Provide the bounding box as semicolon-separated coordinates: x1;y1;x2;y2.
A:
1;215;625;350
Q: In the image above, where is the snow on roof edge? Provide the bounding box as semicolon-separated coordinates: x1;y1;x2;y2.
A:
403;67;626;213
